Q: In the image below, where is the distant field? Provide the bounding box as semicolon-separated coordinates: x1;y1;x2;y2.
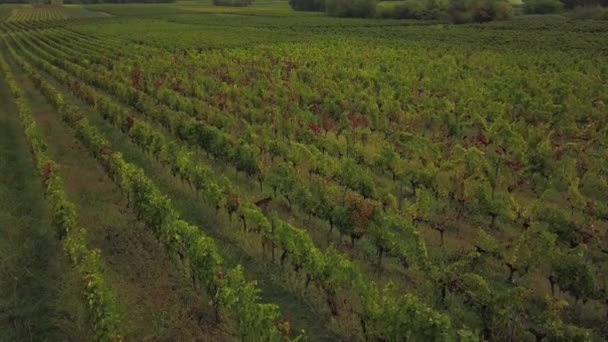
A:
4;5;109;21
0;2;607;341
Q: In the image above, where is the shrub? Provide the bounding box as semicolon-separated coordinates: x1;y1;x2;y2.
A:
377;0;446;19
569;5;608;19
289;0;325;11
325;0;377;17
523;0;563;13
492;0;513;18
560;0;607;9
213;0;252;6
64;0;175;2
448;0;512;23
448;8;474;21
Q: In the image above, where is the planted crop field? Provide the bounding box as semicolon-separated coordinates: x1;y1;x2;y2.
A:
0;2;607;341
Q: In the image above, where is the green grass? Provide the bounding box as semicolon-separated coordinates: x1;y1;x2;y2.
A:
1;1;607;340
10;56;231;341
43;59;344;340
0;57;89;342
76;1;608;51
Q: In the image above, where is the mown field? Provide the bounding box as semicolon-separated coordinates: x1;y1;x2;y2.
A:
0;2;607;341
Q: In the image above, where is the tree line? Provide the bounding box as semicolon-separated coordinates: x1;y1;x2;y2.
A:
290;0;608;20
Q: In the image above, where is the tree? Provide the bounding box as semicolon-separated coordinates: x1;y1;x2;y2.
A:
213;0;253;6
289;0;325;11
532;198;580;247
309;180;333;224
543;320;591;342
373;143;399;181
559;0;608;9
256;157;270;191
336;158;376;198
325;0;377;17
475;223;558;283
368;212;398;271
486;118;527;194
292;183;315;221
266;139;287;163
523;0;564;13
447;145;489;218
475;184;516;230
451;273;496;340
566;178;586;215
267;162;297;204
359;286;454;341
527;292;593;341
225;192;241;222
233;143;259;177
448;0;513;22
552;250;597;302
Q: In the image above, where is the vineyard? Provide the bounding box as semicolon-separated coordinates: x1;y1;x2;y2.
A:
0;2;607;341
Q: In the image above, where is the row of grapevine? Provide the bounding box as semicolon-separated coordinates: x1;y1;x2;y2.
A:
0;7;11;23
92;31;607;232
18;26;608;341
0;46;122;342
4;38;294;341
67;19;607;279
5;30;469;340
9;20;606;340
5;6;109;24
10;23;419;284
32;24;517;265
19;26;434;279
7;6;68;22
76;27;608;340
40;28;600;324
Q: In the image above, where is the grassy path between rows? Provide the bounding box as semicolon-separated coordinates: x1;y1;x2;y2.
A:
25;37;347;340
65;64;344;341
6;54;230;341
0;62;89;341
